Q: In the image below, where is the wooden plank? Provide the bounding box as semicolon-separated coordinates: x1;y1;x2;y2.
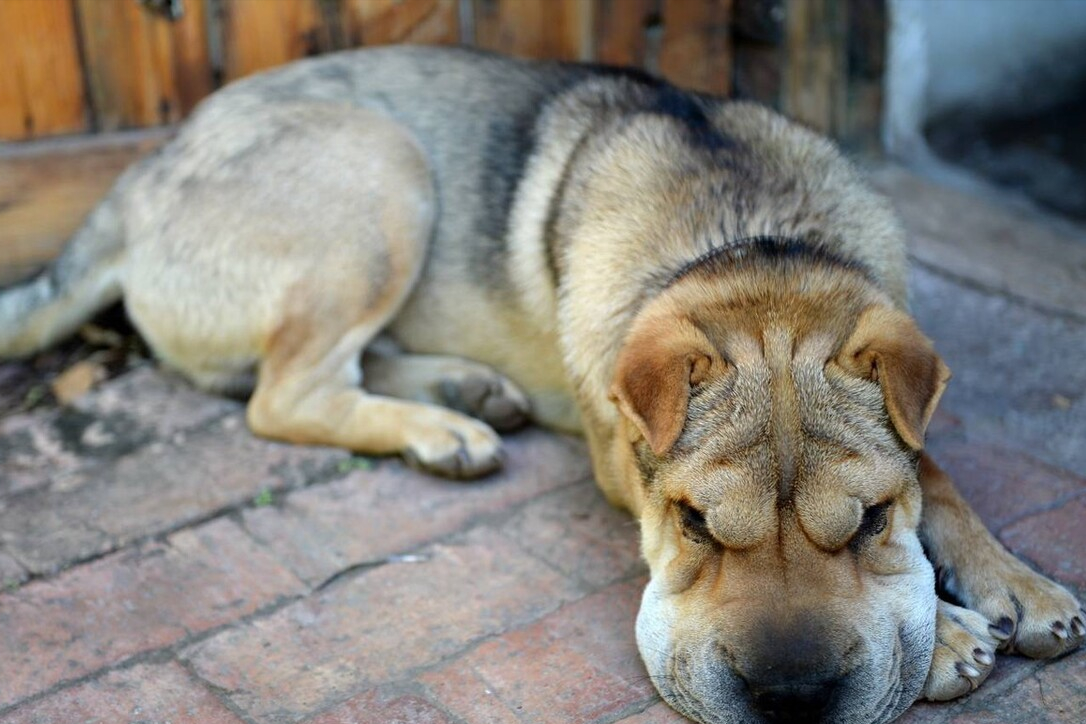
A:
658;0;732;95
472;0;592;61
731;0;783;106
0;132;168;285
222;0;331;82
781;0;846;136
732;42;780;106
75;0;213;132
732;0;885;146
169;0;215;115
842;0;886;151
342;0;460;47
594;0;657;67
0;0;86;140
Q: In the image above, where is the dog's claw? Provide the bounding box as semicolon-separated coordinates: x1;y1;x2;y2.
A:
955;661;981;680
988;617;1014;641
972;647;993;666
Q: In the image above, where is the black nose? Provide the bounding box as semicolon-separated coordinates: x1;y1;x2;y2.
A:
751;682;836;724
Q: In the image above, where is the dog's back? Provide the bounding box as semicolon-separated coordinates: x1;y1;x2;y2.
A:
0;48;569;355
204;46;648;279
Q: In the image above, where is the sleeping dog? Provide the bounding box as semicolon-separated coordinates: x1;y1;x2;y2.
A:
2;47;1081;723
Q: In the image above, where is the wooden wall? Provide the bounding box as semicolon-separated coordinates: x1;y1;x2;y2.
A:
0;0;886;148
0;0;885;284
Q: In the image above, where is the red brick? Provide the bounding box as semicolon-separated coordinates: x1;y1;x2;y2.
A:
419;579;656;724
0;519;302;708
72;366;239;438
0;553;27;588
301;688;454;724
242;428;591;585
926;407;965;440
895;656;1043;724
414;665;521;724
0;661;245;724
613;702;690;723
947;651;1086;723
0;412;346;575
182;528;581;722
0;368;236;497
925;442;1085;530
0;409;87;495
896;701;953;724
500;482;645;588
1000;496;1086;589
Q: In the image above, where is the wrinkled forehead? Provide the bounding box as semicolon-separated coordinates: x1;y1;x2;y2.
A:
663;326;917;550
696;304;852;361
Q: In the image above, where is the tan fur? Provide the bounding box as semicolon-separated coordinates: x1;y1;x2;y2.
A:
1;47;1080;724
837;307;951;450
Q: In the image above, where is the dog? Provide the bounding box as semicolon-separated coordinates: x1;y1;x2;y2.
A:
1;46;1082;723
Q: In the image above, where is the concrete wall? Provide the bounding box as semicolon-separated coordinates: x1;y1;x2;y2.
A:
885;0;1086;160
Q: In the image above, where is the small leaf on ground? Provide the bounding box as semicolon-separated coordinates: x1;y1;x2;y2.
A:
253;489;275;507
337;457;375;473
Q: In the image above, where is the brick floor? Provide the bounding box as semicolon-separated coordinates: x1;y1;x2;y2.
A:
0;519;303;708
898;652;1086;724
0;367;238;497
1000;496;1086;589
0;552;27;587
925;440;1086;532
498;483;646;588
0;662;246;724
182;528;583;722
1;165;1084;723
614;703;694;723
300;688;456;724
240;429;590;586
417;580;656;724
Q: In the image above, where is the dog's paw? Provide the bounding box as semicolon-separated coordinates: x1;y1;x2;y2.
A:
439;373;530;432
922;600;998;702
946;549;1085;659
402;411;503;479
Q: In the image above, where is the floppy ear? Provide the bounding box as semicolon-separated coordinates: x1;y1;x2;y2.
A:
609;315;720;456
838;306;951;450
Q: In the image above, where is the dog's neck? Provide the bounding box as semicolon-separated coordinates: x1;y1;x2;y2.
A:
664;235;875;290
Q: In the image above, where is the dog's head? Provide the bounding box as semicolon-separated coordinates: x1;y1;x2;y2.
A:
609;258;948;724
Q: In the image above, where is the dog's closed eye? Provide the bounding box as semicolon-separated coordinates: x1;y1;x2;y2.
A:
850;501;891;549
677;500;715;544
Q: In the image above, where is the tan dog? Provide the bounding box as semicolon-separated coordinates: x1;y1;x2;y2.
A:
1;47;1081;723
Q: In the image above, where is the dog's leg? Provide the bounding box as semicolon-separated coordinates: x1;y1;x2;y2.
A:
919;453;1085;658
362;351;531;432
247;309;504;479
923;599;998;701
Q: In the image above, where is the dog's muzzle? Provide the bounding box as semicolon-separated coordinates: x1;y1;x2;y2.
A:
726;612;853;724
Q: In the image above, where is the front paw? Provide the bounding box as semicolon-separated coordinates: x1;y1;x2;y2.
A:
922;600;998;701
946;550;1085;658
402;411;504;479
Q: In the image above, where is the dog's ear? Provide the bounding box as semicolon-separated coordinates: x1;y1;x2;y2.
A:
838;306;951;450
609;316;720;456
